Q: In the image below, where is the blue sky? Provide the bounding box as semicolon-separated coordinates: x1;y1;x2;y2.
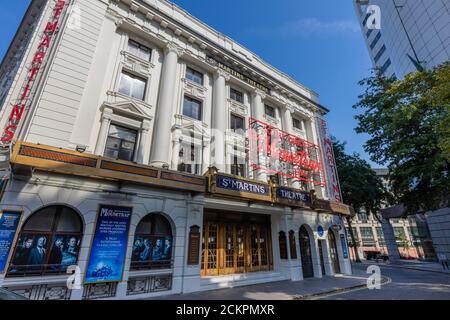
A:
0;0;378;167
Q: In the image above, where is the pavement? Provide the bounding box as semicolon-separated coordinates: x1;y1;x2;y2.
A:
154;267;384;300
152;260;450;300
322;262;450;300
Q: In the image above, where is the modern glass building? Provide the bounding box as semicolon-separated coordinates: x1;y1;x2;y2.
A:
354;0;450;77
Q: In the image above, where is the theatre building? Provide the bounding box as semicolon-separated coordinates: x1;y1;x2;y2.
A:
0;0;354;300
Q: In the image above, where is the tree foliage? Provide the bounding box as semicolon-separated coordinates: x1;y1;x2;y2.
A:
353;62;450;215
332;138;387;220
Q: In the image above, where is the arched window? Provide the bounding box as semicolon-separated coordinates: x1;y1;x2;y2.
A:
131;214;173;270
8;206;83;277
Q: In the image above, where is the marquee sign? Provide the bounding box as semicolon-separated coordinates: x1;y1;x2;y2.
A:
275;187;312;208
1;0;70;145
249;118;326;186
209;173;272;202
318;118;342;203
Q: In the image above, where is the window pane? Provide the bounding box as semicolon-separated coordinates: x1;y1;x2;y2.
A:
109;125;137;143
186;67;203;85
131;76;146;100
153;215;172;235
23;208;56;232
118;73;132;97
56;208;82;232
128;40;151;61
230;88;243;103
128;40;140;57
118;140;135;161
231;114;245;134
183;96;202;120
265;105;275;118
105;125;137;161
293;118;303;130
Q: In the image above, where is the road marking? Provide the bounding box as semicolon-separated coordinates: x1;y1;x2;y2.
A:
309;276;392;300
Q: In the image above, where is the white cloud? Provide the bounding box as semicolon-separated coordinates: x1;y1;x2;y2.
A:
244;18;360;38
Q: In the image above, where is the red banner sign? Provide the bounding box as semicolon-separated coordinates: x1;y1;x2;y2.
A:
319;118;342;202
249;118;326;186
1;0;68;144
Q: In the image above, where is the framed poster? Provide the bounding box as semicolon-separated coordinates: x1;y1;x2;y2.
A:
85;205;133;284
340;233;349;259
0;211;22;273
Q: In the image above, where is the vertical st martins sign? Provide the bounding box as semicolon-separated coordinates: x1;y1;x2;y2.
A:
1;0;70;145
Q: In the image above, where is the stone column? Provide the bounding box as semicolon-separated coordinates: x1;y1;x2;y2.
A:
211;69;229;172
136;119;151;164
202;136;211;175
251;89;267;182
382;218;401;262
170;128;183;170
94;107;113;155
282;104;294;133
150;42;182;168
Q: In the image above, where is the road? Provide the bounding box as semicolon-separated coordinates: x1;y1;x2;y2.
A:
318;263;450;300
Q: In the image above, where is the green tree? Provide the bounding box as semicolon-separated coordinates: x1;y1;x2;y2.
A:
332;138;388;262
353;62;450;215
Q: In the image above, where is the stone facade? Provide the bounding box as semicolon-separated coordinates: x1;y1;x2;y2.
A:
0;0;352;300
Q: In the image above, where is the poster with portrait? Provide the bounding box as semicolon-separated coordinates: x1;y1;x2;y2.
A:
85;205;132;284
131;236;172;267
9;233;50;274
47;235;81;271
0;211;22;273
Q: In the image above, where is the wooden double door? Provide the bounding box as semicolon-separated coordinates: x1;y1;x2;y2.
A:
201;212;273;276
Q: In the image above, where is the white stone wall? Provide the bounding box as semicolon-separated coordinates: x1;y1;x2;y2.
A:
0;171;203;300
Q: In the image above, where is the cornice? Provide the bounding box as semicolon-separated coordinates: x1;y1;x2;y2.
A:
113;0;329;113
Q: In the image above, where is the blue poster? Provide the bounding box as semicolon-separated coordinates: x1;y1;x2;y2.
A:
85;205;132;284
340;234;349;259
0;211;22;273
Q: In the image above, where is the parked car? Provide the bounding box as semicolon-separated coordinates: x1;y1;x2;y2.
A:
365;251;381;260
0;288;28;300
375;253;389;262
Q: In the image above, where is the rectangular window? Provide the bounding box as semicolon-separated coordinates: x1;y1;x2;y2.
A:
186;67;204;86
230;88;243;103
183;96;202;121
357;212;368;223
292;118;304;130
380;58;392;75
362;13;370;26
230;155;246;177
370;31;381;50
375;227;385;246
347;227;360;247
360;227;376;247
118;72;147;101
104;124;138;162
394;227;408;247
128;39;152;61
177;142;201;175
230;114;245;135
374;44;386;63
265;105;275;118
